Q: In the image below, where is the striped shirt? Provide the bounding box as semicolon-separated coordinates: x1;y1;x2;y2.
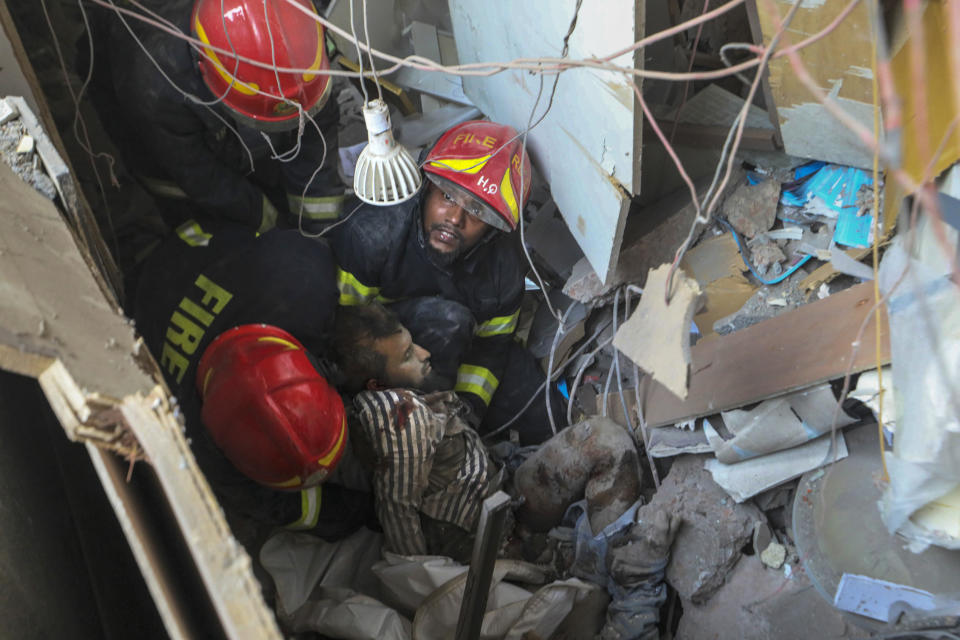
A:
354;390;491;556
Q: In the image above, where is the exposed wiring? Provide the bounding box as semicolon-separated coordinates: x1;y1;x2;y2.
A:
718;218;812;285
625;285;660;488
348;0;369;102
40;0;121;273
544;303;576;436
867;0;888;482
611;288;637;438
361;0;383;102
663;0;805;304
485;319;611;442
669;0;711;145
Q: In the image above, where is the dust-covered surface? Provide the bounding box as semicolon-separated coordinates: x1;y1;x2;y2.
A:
0;107;57;200
0;157;151;399
675;554;858;640
640;455;764;603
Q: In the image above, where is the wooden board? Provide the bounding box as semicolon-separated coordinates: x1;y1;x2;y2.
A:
450;0;641;284
638;282;890;427
0;156;280;639
754;0;879;169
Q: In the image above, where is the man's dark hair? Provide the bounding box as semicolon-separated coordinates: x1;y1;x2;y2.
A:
332;303;403;392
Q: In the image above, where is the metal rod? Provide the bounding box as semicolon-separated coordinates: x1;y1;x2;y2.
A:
454;491;512;640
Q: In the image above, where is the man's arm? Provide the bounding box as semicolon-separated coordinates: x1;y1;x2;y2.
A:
355;391;437;556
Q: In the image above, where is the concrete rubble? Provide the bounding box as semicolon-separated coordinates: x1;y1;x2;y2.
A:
640;455;763;603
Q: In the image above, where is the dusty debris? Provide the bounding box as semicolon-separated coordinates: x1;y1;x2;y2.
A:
722;179;780;238
0;114;56;200
675;555;854;640
706;384;857;464
639;455;763;603
712;269;807;335
16;134;34;154
613;264;702;400
759;542;786;569
747;240;786;276
703;428;849;503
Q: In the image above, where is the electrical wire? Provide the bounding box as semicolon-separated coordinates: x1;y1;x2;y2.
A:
485;319;612;442
361;0;383;102
867;0;888;482
663;0;805;305
40;0;122;283
718;218;812;285
348;0;369;102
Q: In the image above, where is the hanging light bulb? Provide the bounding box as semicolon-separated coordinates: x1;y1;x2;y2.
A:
353;99;421;206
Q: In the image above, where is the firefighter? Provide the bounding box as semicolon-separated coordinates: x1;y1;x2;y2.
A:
330;120;564;445
133;219;371;546
105;0;343;233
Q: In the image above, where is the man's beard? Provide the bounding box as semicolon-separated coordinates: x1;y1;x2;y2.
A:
414;369;451;393
425;223;464;267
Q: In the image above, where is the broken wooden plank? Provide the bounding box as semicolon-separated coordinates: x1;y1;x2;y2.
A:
0;157;281;639
614;264;703;400
754;0;879;169
800;247;872;293
450;0;641;283
638;282;890;428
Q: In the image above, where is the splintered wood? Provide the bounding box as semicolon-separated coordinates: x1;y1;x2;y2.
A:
613;264;703;400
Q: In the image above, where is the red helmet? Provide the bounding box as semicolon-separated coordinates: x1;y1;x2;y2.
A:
191;0;332;131
423;121;532;232
196;324;346;490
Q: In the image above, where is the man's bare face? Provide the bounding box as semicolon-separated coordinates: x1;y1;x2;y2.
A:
422;184;490;262
372;327;432;389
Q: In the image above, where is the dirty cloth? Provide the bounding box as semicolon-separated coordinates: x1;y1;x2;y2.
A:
354;389;492;556
260;528;602;640
551;500;670;640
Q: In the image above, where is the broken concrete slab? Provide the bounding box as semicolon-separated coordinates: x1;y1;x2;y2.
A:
675;555;856;640
722;179;781;238
638;455;764;603
613;264;703;400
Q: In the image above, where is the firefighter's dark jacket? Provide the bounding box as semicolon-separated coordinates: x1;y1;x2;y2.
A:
330;194;525;420
106;1;341;229
134;222;370;539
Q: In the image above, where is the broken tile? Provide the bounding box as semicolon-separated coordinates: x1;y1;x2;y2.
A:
640;455;764;603
16;135;34;154
722;179;780;238
613;264;702;400
0;99;19;126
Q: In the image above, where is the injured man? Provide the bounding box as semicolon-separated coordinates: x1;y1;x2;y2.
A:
332;303;680;639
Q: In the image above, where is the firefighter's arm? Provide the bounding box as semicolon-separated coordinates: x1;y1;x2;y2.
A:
151;109;277;232
454;242;525;423
280;97;344;226
329;210;389;306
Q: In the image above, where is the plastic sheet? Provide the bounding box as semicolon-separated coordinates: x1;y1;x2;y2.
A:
879;239;960;551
